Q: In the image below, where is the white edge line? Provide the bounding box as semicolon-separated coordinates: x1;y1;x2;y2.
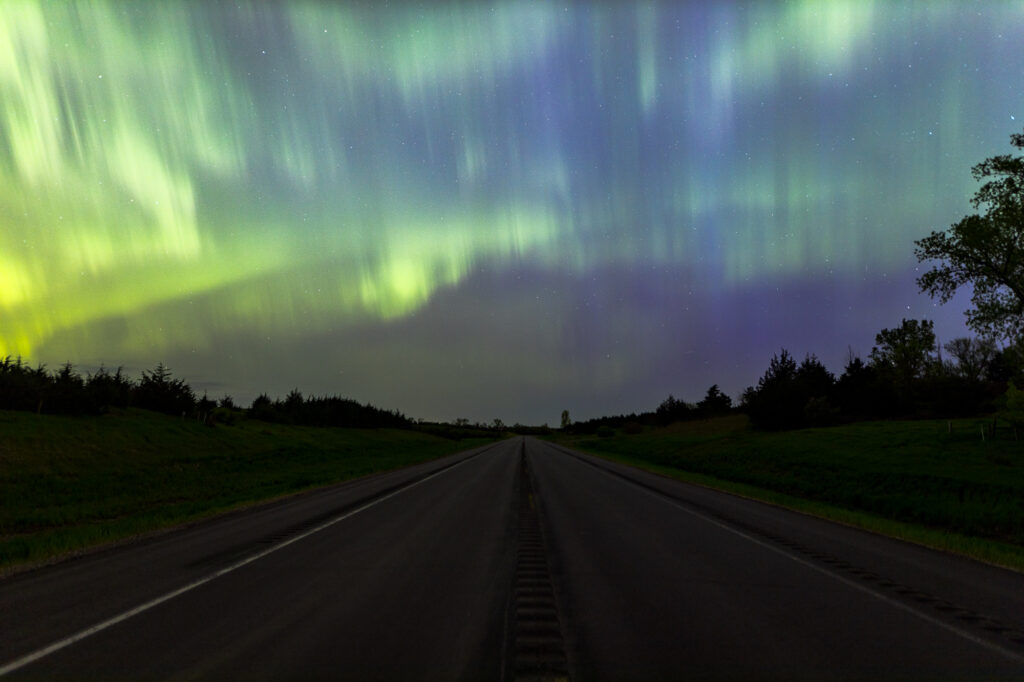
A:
0;451;483;677
558;446;1024;665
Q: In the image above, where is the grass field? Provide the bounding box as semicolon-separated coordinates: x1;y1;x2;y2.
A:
0;409;495;573
553;415;1024;571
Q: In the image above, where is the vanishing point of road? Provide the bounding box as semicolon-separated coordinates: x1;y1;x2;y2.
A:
2;437;1023;680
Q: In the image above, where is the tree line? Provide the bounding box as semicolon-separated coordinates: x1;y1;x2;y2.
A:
4;130;1023;435
248;389;408;428
742;129;1024;431
740;323;1022;430
563;383;734;436
573;128;1024;434
562;324;1023;436
0;358;409;429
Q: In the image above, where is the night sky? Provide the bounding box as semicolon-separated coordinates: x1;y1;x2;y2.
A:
2;2;1022;424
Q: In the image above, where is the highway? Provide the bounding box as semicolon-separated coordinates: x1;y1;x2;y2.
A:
2;437;1023;680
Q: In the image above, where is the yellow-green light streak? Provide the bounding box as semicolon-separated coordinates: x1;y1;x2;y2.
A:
0;0;1021;394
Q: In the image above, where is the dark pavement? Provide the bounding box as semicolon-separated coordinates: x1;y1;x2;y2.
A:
2;436;1023;680
528;439;1024;680
1;440;517;681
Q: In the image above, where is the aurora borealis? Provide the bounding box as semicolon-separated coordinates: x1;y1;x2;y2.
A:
1;2;1022;423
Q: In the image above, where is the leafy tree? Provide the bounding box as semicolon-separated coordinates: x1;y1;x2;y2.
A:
915;129;1024;340
561;409;571;429
985;337;1024;387
697;384;732;415
944;336;997;382
869;319;937;387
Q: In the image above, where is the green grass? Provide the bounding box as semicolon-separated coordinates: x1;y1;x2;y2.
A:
0;409;495;573
551;415;1024;571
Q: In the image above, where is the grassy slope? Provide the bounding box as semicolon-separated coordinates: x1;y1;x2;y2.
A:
553;415;1024;571
0;409;494;572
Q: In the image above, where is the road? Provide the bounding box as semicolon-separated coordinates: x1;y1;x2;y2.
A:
1;437;1022;680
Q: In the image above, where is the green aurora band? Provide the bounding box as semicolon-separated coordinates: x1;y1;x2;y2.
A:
1;1;1022;419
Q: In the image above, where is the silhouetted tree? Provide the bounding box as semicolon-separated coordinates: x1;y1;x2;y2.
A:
279;388;305;424
739;386;757;410
0;359;138;415
85;366;134;411
744;350;841;429
134;363;195;416
916;129;1024;340
0;358;422;428
912;336;1005;417
987;338;1024;388
566;411;647;435
655;394;690;425
795;355;837;426
795;354;834;398
835;354;895;418
944;337;998;383
48;362;88;415
697;384;732;416
250;394;272;409
759;348;798;389
560;409;571;429
0;357;48;412
246;391;409;428
869;319;937;388
746;349;805;430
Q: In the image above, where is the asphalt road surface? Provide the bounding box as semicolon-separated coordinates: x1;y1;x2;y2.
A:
2;437;1023;680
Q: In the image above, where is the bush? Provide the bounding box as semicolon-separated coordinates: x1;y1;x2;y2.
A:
621;421;644;435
